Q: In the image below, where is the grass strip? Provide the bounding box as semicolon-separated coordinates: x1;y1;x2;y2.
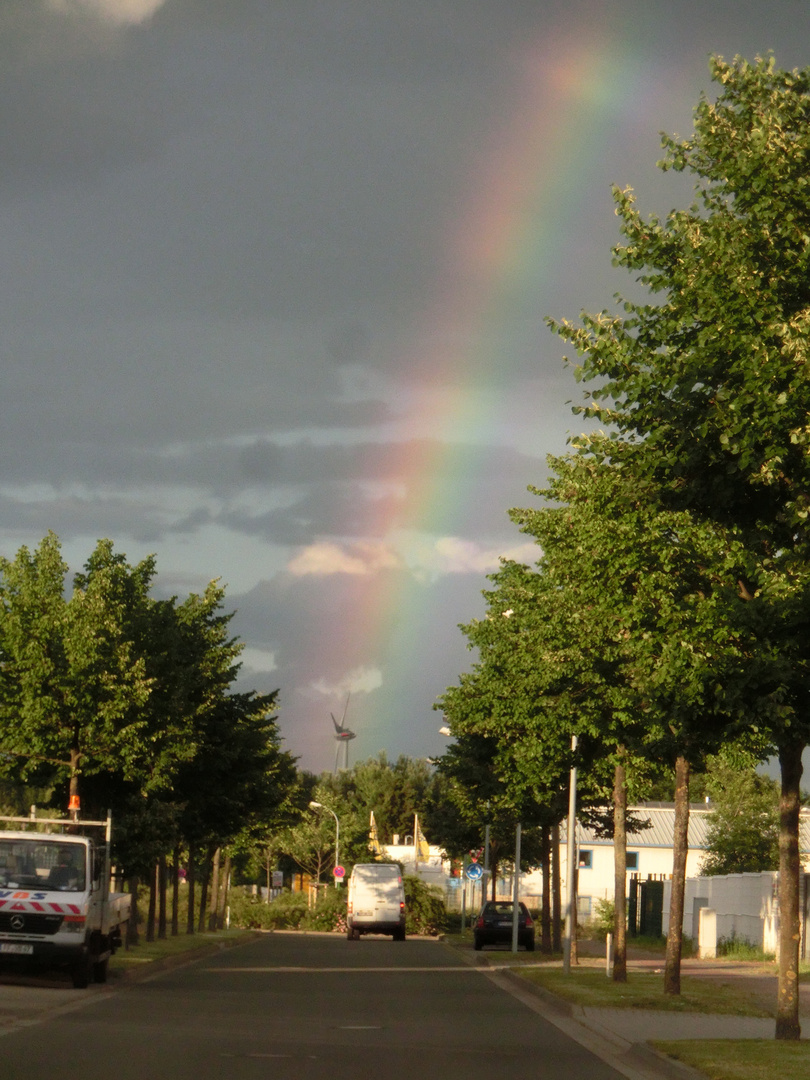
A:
519;967;772;1017
653;1038;810;1080
111;929;256;971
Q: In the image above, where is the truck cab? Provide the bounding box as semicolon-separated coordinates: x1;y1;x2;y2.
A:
0;812;130;987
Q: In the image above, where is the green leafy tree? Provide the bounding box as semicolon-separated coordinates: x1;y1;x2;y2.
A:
548;55;810;1038
436;551;617;950
0;533;152;806
514;454;758;989
700;755;780;876
328;752;436;843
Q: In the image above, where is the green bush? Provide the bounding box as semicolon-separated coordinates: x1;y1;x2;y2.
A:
301;886;347;932
591;897;615;940
228;886;348;932
228;888;308;929
403;875;446;936
717;932;774;962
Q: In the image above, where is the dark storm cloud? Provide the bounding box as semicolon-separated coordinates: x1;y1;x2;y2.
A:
228;561;489;771
236;438;542;487
6;0;810;774
0;1;528;325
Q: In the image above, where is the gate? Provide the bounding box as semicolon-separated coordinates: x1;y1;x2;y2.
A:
628;874;665;938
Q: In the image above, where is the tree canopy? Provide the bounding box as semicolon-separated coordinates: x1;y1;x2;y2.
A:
547;54;810;1038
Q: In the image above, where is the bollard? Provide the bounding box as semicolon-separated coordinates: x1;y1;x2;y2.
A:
606;932;614;977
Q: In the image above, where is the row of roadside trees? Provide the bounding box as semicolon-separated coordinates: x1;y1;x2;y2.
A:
436;54;810;1041
0;531;298;939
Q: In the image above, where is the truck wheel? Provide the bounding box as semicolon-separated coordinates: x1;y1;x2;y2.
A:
71;957;91;989
93;957;109;983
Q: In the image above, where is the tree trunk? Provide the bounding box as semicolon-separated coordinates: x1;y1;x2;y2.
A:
551;823;562;952
186;842;196;935
198;846;214;933
126;875;140;947
68;746;81;814
171;845;180;936
664;755;690;995
775;739;804;1040
540;825;552;953
613;758;628;983
146;861;157;943
217;852;231;930
208;847;221;931
157;854;167;940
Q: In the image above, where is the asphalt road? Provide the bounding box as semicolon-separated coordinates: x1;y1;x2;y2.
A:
0;934;631;1080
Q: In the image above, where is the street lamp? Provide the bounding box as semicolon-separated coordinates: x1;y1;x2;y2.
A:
309;801;340;885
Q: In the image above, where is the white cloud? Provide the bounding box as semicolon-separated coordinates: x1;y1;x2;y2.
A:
407;536;539;577
307;666;383;699
46;0;166;25
287;540;402;578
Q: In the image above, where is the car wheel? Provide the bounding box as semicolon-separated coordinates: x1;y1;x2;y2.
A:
525;938;535;952
474;938;482;951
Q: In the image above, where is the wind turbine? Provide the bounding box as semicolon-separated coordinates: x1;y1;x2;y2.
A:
331;694;356;774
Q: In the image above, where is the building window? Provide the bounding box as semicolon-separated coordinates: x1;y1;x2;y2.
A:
626;852;639;871
578;850;592;869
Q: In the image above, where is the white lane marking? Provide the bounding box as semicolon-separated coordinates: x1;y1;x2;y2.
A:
207;963;546;974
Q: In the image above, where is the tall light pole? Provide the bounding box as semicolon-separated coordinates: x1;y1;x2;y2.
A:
309;801;340;886
563;735;578;974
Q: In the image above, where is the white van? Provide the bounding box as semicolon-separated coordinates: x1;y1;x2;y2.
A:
346;863;406;940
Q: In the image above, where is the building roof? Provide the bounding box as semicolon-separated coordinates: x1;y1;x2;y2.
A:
563;805;810;854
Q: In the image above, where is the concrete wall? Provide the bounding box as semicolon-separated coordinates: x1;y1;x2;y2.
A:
662;872;779;952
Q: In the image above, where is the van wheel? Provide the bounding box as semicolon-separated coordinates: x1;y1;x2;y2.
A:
93;957;109;983
393;928;406;941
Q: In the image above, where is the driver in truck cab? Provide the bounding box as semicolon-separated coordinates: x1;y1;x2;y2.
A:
48;847;85;891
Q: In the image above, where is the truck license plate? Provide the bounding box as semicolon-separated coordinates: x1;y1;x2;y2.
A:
1;943;33;955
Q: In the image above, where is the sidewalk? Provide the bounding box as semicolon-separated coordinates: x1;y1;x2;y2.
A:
463;942;808;1080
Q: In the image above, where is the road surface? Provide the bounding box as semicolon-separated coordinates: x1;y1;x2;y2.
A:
0;933;636;1080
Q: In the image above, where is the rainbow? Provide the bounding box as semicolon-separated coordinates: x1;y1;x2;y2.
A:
294;27;697;766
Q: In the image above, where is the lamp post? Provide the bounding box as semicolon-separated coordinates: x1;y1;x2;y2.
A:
309;801;340;885
563;734;578;974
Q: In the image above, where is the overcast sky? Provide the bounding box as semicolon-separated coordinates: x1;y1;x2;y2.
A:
4;0;810;775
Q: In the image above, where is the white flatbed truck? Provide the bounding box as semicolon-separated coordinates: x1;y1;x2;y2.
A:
0;809;130;987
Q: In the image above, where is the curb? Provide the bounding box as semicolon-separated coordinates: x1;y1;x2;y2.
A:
440;941;705;1080
492;966;706;1080
110;931;263;984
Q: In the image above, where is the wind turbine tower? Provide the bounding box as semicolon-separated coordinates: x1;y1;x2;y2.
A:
331;694;356;774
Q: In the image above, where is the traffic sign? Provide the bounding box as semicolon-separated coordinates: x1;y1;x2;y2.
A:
333;865;345;878
465;863;483;881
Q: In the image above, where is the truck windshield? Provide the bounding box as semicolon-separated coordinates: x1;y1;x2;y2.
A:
0;839;87;892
